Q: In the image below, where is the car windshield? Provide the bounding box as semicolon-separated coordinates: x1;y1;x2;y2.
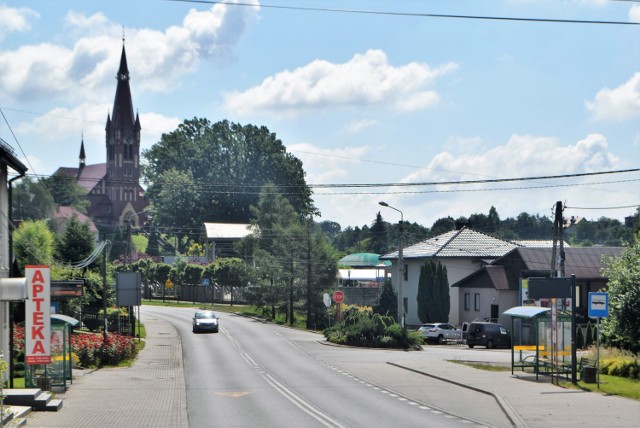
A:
195;312;216;319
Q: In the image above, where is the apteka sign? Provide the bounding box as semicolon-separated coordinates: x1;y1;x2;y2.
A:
25;265;51;365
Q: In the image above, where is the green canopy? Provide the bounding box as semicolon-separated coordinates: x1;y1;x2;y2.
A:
338;253;391;267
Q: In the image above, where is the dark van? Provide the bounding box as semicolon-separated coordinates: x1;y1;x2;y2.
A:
466;322;511;349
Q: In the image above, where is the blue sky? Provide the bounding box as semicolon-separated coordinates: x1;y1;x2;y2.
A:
0;0;638;229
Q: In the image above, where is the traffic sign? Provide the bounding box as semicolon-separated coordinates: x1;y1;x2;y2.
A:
333;290;345;303
588;292;609;318
323;293;331;308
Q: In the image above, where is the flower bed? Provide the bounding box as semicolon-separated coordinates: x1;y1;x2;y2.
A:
13;325;138;368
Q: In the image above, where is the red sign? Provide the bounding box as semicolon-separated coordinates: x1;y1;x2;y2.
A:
26;266;51;365
333;290;345;303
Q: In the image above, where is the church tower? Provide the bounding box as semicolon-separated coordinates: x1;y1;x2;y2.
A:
104;42;145;227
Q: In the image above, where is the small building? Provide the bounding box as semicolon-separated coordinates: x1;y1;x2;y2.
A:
452;246;623;326
201;223;254;262
381;227;518;326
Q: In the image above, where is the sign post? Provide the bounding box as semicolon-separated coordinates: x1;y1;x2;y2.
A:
333;291;345;322
588;292;609;388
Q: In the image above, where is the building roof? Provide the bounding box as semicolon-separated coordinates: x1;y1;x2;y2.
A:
339;253;391;267
0;138;28;174
511;240;570;248
451;265;514;290
52;163;107;194
77;163;106;193
509;246;623;279
53;206;98;234
381;227;517;260
203;223;254;239
452;246;624;290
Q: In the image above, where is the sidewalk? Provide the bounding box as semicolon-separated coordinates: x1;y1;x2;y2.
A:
26;317;188;427
391;354;640;428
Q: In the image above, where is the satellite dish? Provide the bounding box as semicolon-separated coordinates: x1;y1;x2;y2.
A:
323;293;331;308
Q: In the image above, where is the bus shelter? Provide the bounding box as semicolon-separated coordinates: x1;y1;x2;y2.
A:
504;306;572;381
26;314;79;391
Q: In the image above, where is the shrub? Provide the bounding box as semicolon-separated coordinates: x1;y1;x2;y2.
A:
324;305;423;349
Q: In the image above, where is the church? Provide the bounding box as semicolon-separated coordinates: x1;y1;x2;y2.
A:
53;43;148;229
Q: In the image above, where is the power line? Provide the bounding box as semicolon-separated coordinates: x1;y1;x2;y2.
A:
168;0;640;26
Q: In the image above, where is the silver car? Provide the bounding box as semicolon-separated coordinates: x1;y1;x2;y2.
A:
192;310;219;333
417;323;463;344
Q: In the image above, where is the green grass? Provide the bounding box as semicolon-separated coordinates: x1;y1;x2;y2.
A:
452;359;639;401
561;374;640;400
131;234;148;253
448;360;512;372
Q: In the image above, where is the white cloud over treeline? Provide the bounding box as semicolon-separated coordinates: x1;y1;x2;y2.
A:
224;49;458;117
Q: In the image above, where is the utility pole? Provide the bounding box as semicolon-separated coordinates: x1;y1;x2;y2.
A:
102;233;108;342
550;201;564;278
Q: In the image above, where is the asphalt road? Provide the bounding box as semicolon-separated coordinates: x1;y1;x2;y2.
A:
143;306;510;427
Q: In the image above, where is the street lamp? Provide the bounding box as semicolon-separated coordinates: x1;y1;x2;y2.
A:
379;201;404;328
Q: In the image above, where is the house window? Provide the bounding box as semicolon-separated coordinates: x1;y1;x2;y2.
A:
474;293;480;311
403;264;408;281
464;293;470;311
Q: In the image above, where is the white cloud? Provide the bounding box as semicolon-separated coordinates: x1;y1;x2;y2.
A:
343;119;378;134
0;1;258;102
586;73;640;121
630;4;640;23
0;4;38;41
223;49;458;117
313;133;635;228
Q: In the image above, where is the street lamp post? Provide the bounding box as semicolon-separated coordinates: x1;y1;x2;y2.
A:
379;201;404;328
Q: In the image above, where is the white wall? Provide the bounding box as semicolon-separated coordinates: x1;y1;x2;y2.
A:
391;257;485;327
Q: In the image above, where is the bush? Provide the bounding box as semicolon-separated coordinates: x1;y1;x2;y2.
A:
324;305;423;349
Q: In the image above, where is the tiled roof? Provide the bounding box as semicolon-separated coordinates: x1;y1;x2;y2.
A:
53;206;98;234
77;163;106;193
512;247;623;279
381;227;517;260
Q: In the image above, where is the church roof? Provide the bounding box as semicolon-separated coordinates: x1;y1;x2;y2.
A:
55;163;106;194
77;163;106;193
109;45;138;131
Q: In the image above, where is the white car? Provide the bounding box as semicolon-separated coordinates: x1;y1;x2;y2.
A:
417;323;463;344
192;310;219;333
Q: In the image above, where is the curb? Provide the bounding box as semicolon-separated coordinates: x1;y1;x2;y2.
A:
387;362;523;427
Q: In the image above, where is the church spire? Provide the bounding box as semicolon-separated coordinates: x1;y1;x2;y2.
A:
110;42;135;130
79;134;86;168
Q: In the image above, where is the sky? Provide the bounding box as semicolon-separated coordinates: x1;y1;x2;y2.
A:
0;0;639;230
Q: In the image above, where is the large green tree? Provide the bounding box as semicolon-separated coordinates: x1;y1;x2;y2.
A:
143;118;315;236
11;176;56;220
601;233;640;353
43;174;89;213
13;220;55;273
373;277;397;319
239;184;315;325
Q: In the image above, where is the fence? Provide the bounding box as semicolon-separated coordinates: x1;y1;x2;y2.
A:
78;308;136;336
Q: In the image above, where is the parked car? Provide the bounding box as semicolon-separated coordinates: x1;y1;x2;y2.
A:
192;310;219;333
465;322;510;349
417;323;463;344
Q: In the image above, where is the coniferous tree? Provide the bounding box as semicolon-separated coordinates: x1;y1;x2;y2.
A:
368;212;388;255
55;214;96;265
373;277;397;319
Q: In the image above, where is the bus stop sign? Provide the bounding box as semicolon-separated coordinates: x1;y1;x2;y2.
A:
588;292;609;318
